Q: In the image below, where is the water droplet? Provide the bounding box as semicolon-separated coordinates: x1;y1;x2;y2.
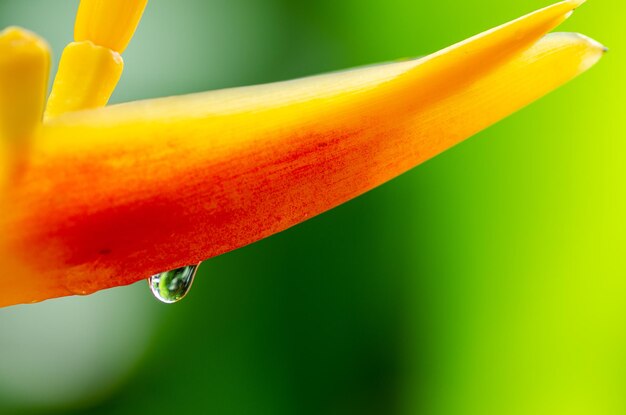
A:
148;264;199;304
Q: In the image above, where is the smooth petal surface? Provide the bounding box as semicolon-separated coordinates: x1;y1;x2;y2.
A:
0;27;50;187
45;41;123;118
0;2;604;307
74;0;147;53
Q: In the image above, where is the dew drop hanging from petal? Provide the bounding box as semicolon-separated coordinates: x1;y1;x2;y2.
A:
148;264;199;304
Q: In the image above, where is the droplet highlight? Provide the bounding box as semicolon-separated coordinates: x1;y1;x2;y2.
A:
148;264;199;304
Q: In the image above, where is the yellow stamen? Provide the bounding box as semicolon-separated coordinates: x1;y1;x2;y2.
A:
74;0;148;53
0;27;50;186
45;0;147;118
45;42;123;118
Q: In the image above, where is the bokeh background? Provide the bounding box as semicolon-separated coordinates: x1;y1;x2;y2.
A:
0;0;624;414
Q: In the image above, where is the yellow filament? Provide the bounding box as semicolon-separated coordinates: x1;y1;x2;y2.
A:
0;27;50;186
74;0;148;53
45;42;123;119
46;0;147;118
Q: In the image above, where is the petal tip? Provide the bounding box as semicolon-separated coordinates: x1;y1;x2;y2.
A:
562;0;586;19
576;33;608;53
0;26;51;58
575;33;608;70
571;32;607;50
552;32;607;72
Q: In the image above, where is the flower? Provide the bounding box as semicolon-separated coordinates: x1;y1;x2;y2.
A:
0;0;605;307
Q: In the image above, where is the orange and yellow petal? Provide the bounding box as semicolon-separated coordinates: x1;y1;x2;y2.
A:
0;1;604;307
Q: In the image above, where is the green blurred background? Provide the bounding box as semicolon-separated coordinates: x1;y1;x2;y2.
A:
0;0;624;414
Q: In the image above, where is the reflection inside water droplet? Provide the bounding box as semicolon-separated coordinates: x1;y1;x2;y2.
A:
148;264;199;303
